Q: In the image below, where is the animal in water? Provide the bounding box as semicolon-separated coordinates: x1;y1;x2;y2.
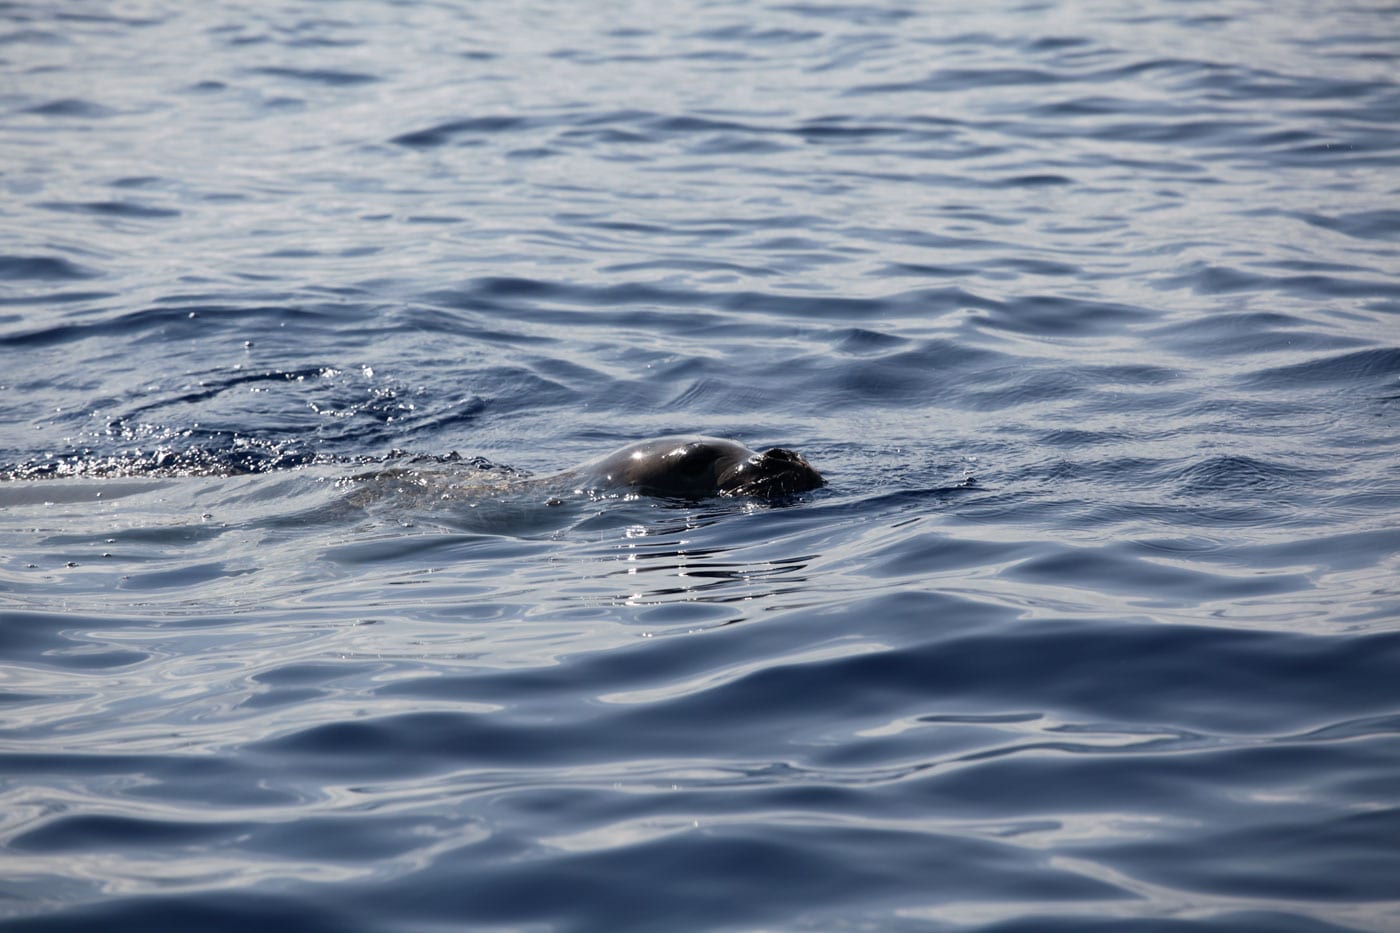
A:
561;435;824;500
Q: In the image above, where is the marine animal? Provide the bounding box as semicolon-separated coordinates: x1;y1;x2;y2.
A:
563;435;823;499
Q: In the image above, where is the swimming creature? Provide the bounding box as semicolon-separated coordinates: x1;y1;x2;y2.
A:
561;435;823;499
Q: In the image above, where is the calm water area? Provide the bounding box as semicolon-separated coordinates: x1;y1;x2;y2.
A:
2;1;1399;929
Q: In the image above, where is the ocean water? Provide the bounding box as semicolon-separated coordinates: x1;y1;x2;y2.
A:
3;0;1399;929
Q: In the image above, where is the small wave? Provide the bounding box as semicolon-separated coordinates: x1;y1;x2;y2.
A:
38;200;181;219
845;67;1064;96
0;255;98;281
22;97;115;118
1287;209;1400;242
392;115;535;148
1149;310;1361;359
1154;262;1400;300
773;3;915;24
1241;347;1400;390
11;814;235;853
0;303;334;349
249;66;380;86
1171;455;1327;495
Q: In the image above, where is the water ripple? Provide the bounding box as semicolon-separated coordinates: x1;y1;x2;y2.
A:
2;0;1399;930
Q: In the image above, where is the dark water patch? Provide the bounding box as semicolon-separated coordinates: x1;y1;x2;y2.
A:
1091;807;1400;901
776;484;981;523
863;531;1032;578
599;257;779;277
0;28;69;47
37;200;181;219
0;750;248;783
21;98;114;118
1024;35;1092;53
988;257;1080;277
1078;118;1278;149
391;115;535;148
394;107;1004;154
0;255;98;280
118;561;256;593
1286;208;1400;241
801;338;1004;407
8;894;356;933
847;57;1235;100
335;824;1124;932
1037;428;1128;447
251;660;372;687
504;146;558;160
0;611;98;659
373;591;951;708
249;66;379;86
648;114;767;136
12;815;238;853
1170;455;1329;496
1235;527;1400;576
123;366;360;418
685;133;789;156
617;622;1400;737
248;711;570;777
773;3;916;24
1149;310;1364;359
827;327;910;356
425;275;937;324
258;96;305;111
952;364;1165;413
1180;62;1395;103
729;285;972;322
883;261;978;279
50;8;165;27
1263;136;1400;170
1028;95;1140;118
1011;453;1169;489
794;117;911;141
847;67;1065;96
981;914;1366;932
1296;712;1400;744
0;302;340;349
1261;259;1380;276
1008;545;1308;602
990;173;1074;187
261;247;323;258
392;306;550;346
1153;262;1400;300
843;223;1007;253
0;642;144;673
1240;347;1400;390
243;814;460;862
107;175;164;189
691;25;822;44
317;526;548;567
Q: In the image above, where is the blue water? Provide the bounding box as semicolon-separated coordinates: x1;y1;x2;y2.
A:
3;1;1399;929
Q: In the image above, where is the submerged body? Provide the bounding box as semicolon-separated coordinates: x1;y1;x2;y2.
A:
562;435;823;500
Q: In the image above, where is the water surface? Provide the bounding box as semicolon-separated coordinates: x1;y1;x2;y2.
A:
2;1;1399;930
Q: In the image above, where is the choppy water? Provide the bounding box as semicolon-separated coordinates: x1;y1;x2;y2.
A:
3;1;1400;930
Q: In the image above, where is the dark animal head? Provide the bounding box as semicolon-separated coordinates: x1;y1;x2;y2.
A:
588;436;824;501
717;446;824;499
